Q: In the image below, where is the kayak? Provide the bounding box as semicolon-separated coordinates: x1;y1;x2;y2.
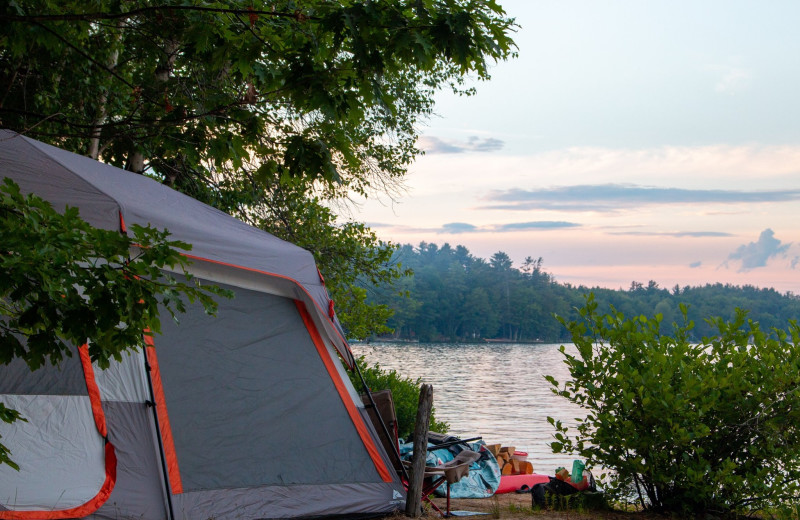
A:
495;473;550;494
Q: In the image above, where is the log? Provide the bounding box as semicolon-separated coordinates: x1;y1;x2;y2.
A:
405;384;433;518
521;461;534;475
501;462;513;475
511;460;521;474
486;444;502;457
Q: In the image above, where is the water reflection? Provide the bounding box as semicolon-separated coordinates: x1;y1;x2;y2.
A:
352;342;584;475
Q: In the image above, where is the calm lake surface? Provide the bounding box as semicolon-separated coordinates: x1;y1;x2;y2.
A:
351;341;583;475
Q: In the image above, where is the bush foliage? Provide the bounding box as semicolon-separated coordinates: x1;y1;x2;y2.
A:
349;356;448;440
547;295;800;516
0;178;226;469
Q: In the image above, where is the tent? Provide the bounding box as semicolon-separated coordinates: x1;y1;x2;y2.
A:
0;130;405;520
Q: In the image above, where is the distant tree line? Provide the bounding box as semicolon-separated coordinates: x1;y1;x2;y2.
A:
366;242;800;342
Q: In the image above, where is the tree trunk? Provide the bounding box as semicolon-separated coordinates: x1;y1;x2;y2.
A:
126;39;179;173
405;384;433;517
88;24;123;160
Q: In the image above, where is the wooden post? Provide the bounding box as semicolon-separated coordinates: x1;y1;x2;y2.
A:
405;383;433;517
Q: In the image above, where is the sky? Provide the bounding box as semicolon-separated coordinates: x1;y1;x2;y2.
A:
353;0;800;294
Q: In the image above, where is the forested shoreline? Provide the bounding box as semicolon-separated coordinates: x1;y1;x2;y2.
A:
367;242;800;342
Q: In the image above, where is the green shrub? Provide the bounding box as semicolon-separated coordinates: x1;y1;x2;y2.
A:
547;294;800;516
349;356;449;440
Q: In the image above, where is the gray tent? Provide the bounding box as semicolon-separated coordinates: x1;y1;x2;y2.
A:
0;130;404;520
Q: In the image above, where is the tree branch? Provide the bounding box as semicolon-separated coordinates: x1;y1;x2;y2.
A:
0;6;319;23
32;21;138;92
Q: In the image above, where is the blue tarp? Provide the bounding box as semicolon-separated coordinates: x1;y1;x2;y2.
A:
399;438;501;498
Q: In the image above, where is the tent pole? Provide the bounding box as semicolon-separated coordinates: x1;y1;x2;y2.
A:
354;360;410;482
144;352;177;520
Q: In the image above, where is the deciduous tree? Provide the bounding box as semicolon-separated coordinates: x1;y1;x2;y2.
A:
0;0;518;336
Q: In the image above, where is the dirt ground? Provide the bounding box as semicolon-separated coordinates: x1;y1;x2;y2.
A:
377;492;647;520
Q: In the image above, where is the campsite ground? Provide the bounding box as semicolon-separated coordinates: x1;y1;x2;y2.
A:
386;493;656;520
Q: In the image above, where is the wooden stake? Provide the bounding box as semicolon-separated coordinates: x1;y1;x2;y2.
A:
405;384;433;518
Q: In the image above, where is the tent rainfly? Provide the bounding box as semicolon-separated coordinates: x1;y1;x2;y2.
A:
0;130;404;520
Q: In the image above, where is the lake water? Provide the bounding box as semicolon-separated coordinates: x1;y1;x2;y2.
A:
351;341;583;475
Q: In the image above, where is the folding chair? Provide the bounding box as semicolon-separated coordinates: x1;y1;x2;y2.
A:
418;449;482;517
361;389;406;478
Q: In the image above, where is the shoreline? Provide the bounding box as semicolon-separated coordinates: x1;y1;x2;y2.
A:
356;338;549;345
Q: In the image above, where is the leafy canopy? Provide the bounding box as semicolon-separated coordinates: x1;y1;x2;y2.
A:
0;0;516;187
0;0;517;338
547;294;800;515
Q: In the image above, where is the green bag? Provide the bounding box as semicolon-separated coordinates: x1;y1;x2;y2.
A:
571;460;585;484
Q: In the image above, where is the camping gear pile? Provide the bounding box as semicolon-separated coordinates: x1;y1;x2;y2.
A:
0;130;404;520
531;460;599;508
400;433;502;499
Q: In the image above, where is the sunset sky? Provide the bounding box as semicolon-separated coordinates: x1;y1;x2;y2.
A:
353;0;800;294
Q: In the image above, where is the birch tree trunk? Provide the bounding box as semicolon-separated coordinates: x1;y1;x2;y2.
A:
88;24;123;160
126;39;179;173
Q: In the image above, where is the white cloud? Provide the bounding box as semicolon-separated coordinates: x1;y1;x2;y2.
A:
714;65;753;94
483;184;800;212
406;144;800;197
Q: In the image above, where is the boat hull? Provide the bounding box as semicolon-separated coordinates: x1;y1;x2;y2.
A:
495;473;550;494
